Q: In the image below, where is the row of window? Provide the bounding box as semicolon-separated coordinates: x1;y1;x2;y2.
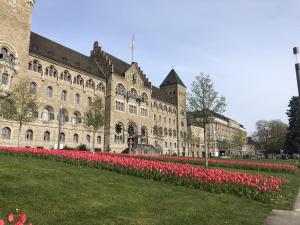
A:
1;127;102;144
28;60;105;92
154;114;176;125
154;127;178;138
165;142;177;149
129;105;137;115
115;83;148;102
0;47;16;63
152;102;177;114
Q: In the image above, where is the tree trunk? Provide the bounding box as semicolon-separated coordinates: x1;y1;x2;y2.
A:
204;123;208;168
92;131;96;153
17;123;22;147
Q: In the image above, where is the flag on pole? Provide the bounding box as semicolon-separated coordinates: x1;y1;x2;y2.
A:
131;34;135;50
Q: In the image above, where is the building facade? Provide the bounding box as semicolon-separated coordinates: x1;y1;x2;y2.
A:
0;0;246;156
0;0;189;154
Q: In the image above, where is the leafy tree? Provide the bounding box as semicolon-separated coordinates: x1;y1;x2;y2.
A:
285;96;300;154
152;121;164;152
0;79;38;146
232;132;247;152
253;120;287;154
183;129;194;157
188;73;226;167
83;96;105;152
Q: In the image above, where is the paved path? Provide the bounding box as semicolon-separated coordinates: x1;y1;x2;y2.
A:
264;189;300;225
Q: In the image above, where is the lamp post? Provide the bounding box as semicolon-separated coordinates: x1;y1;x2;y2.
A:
293;47;300;98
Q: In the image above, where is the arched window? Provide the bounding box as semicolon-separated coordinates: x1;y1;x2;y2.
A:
61;90;67;101
164;105;168;111
173;109;177;114
159;127;163;136
60;132;65;142
72;111;82;125
141;127;147;136
44;131;50;142
2;127;11;139
42;106;54;122
164;128;168;136
74;93;80;104
168;107;172;113
129;88;137;98
1;73;9;85
97;136;101;144
86;79;95;89
29;82;37;94
46;86;53;98
115;83;126;96
73;134;79;143
173;130;177;137
97;82;105;92
0;47;8;58
141;93;148;103
87;97;92;106
29;60;43;75
159;104;163;111
45;66;57;77
74;75;84;86
60;70;72;83
86;135;91;144
153;102;158;108
26;129;33;141
169;129;172;137
154;114;157;121
115;122;124;144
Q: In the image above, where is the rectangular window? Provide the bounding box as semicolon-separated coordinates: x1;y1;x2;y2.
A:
116;101;124;112
129;104;137;115
141;108;148;117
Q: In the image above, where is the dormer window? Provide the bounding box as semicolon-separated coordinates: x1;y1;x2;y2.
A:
132;73;137;85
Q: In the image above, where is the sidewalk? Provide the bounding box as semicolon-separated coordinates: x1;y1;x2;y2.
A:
264;189;300;225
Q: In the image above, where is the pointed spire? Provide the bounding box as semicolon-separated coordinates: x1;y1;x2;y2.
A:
160;69;186;88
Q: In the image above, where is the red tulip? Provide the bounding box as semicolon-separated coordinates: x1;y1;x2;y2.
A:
18;214;27;223
8;214;14;222
0;219;5;225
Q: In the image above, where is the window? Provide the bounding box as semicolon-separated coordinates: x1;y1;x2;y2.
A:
97;83;105;92
174;143;177;148
26;129;33;141
42;106;55;122
173;130;177;137
115;123;124;144
61;90;67;101
97;136;101;144
165;142;168;148
154;114;157;121
116;101;124;111
86;135;91;144
75;93;80;104
141;93;148;103
1;73;8;85
169;129;172;137
164;117;166;123
159;115;161;122
129;88;137;99
169;118;171;124
0;47;8;58
170;142;173;149
2;127;11;139
86;79;95;89
60;133;65;142
59;109;69;123
60;70;72;83
44;131;50;142
45;66;57;77
46;86;53;98
87;97;92;106
74;75;84;86
72;111;82;125
164;128;168;136
141;108;148;117
28;60;43;75
115;83;126;96
29;82;37;94
73;134;79;143
129;105;137;115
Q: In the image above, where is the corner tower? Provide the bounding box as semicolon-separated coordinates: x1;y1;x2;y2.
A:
160;69;187;155
0;0;35;96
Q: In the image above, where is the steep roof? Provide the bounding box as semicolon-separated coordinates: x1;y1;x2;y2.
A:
160;69;186;88
29;32;105;78
151;86;176;105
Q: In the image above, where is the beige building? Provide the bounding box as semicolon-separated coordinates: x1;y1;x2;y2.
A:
0;0;188;155
187;111;247;157
0;0;246;156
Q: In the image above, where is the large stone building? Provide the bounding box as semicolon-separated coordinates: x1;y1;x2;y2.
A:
0;0;246;156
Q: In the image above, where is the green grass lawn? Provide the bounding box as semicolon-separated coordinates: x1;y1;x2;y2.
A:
0;154;299;225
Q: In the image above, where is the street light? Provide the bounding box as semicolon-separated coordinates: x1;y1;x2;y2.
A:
293;47;300;98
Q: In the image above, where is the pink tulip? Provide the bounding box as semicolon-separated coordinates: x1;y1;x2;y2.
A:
8;214;14;222
18;214;27;223
0;219;5;225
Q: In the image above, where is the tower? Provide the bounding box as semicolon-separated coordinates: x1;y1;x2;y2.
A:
160;69;187;155
0;0;35;96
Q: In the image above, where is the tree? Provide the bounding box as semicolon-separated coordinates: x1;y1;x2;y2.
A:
188;73;226;167
83;96;105;152
152;121;164;154
231;132;247;155
0;79;38;146
183;129;194;157
285;96;300;154
253;120;287;154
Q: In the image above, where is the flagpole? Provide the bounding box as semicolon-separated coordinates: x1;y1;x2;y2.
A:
131;34;135;63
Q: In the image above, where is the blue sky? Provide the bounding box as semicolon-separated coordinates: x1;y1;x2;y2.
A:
32;0;300;134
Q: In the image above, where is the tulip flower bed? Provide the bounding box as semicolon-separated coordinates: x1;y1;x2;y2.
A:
0;213;32;225
103;153;298;173
0;147;285;203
